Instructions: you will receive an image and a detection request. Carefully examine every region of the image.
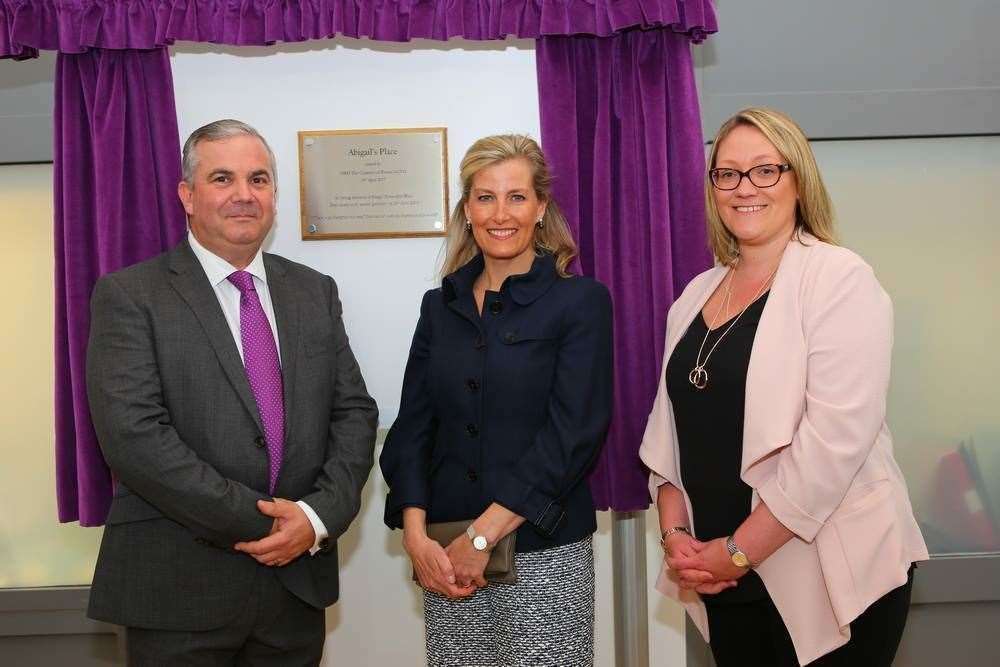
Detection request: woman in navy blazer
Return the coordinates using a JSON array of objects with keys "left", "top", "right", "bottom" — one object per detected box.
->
[{"left": 380, "top": 134, "right": 613, "bottom": 666}]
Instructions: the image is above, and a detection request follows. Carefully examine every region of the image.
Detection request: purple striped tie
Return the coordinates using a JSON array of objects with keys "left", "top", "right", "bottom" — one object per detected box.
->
[{"left": 227, "top": 271, "right": 284, "bottom": 493}]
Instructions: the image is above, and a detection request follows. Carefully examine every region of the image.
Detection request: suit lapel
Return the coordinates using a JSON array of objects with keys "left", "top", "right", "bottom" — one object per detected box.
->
[
  {"left": 741, "top": 237, "right": 810, "bottom": 480},
  {"left": 264, "top": 255, "right": 299, "bottom": 445},
  {"left": 168, "top": 242, "right": 264, "bottom": 435},
  {"left": 443, "top": 253, "right": 486, "bottom": 335},
  {"left": 447, "top": 297, "right": 482, "bottom": 331},
  {"left": 664, "top": 266, "right": 729, "bottom": 371}
]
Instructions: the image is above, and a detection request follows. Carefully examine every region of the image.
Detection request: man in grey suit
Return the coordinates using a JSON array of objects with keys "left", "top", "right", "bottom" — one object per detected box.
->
[{"left": 85, "top": 119, "right": 377, "bottom": 665}]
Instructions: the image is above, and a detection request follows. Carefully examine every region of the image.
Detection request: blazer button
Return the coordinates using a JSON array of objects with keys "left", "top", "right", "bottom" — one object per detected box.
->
[
  {"left": 489, "top": 301, "right": 503, "bottom": 314},
  {"left": 466, "top": 378, "right": 480, "bottom": 392},
  {"left": 467, "top": 468, "right": 478, "bottom": 482},
  {"left": 254, "top": 436, "right": 266, "bottom": 448},
  {"left": 503, "top": 332, "right": 516, "bottom": 344},
  {"left": 466, "top": 423, "right": 479, "bottom": 437}
]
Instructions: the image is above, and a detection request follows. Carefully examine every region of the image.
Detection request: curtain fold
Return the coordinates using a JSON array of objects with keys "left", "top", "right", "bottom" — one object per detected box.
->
[
  {"left": 2, "top": 0, "right": 715, "bottom": 57},
  {"left": 537, "top": 29, "right": 712, "bottom": 511},
  {"left": 54, "top": 46, "right": 187, "bottom": 524},
  {"left": 0, "top": 0, "right": 34, "bottom": 58}
]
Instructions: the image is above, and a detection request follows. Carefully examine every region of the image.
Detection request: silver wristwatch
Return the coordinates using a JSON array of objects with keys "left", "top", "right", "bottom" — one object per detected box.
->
[{"left": 466, "top": 525, "right": 490, "bottom": 552}]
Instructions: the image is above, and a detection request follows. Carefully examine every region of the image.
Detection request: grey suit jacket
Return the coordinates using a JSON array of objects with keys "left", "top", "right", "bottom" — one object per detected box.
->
[{"left": 85, "top": 240, "right": 377, "bottom": 631}]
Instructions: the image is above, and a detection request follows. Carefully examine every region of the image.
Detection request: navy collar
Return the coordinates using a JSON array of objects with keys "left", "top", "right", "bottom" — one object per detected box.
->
[{"left": 442, "top": 252, "right": 561, "bottom": 306}]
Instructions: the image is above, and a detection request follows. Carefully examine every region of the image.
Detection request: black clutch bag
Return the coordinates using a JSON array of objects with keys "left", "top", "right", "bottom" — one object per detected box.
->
[{"left": 412, "top": 520, "right": 518, "bottom": 585}]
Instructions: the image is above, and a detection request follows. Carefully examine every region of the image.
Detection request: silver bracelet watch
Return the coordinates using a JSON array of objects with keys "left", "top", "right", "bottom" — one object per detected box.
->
[{"left": 466, "top": 524, "right": 490, "bottom": 552}]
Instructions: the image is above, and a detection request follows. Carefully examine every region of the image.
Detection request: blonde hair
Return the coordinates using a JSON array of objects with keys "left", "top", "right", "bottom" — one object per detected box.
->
[
  {"left": 441, "top": 134, "right": 577, "bottom": 278},
  {"left": 705, "top": 107, "right": 837, "bottom": 265}
]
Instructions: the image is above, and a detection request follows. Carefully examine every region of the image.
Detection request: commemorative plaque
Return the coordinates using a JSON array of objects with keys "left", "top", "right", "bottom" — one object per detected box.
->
[{"left": 298, "top": 127, "right": 448, "bottom": 240}]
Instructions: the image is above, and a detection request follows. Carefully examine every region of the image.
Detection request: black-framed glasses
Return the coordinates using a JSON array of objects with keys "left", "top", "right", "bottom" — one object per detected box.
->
[{"left": 709, "top": 164, "right": 792, "bottom": 190}]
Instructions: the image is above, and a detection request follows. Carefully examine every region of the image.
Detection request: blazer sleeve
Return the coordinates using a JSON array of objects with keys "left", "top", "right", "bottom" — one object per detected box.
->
[
  {"left": 298, "top": 276, "right": 379, "bottom": 541},
  {"left": 86, "top": 274, "right": 274, "bottom": 546},
  {"left": 639, "top": 268, "right": 721, "bottom": 501},
  {"left": 492, "top": 281, "right": 614, "bottom": 535},
  {"left": 379, "top": 290, "right": 438, "bottom": 529},
  {"left": 756, "top": 256, "right": 893, "bottom": 542},
  {"left": 640, "top": 302, "right": 684, "bottom": 497}
]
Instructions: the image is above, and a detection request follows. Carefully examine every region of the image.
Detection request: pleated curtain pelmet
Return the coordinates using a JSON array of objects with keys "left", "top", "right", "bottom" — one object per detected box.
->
[{"left": 2, "top": 0, "right": 715, "bottom": 52}]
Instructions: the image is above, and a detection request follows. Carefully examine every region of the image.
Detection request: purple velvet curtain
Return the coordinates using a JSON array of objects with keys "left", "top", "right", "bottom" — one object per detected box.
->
[
  {"left": 54, "top": 47, "right": 186, "bottom": 524},
  {"left": 3, "top": 0, "right": 715, "bottom": 521},
  {"left": 537, "top": 28, "right": 713, "bottom": 511},
  {"left": 0, "top": 0, "right": 34, "bottom": 59}
]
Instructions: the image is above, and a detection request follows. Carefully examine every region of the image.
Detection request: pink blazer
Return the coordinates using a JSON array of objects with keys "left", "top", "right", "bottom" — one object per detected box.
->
[{"left": 639, "top": 233, "right": 928, "bottom": 665}]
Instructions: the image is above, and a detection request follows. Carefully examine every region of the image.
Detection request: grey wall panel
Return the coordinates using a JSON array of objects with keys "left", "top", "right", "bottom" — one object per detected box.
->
[
  {"left": 896, "top": 601, "right": 1000, "bottom": 666},
  {"left": 0, "top": 586, "right": 123, "bottom": 665},
  {"left": 0, "top": 587, "right": 117, "bottom": 638},
  {"left": 696, "top": 1, "right": 1000, "bottom": 139},
  {"left": 0, "top": 112, "right": 53, "bottom": 164},
  {"left": 0, "top": 634, "right": 122, "bottom": 666},
  {"left": 0, "top": 52, "right": 55, "bottom": 164}
]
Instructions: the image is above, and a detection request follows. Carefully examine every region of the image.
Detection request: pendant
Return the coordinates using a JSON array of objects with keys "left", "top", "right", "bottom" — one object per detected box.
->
[{"left": 688, "top": 366, "right": 708, "bottom": 390}]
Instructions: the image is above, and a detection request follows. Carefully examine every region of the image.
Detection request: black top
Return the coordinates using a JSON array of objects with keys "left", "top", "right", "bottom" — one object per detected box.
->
[
  {"left": 380, "top": 252, "right": 614, "bottom": 552},
  {"left": 665, "top": 292, "right": 770, "bottom": 605}
]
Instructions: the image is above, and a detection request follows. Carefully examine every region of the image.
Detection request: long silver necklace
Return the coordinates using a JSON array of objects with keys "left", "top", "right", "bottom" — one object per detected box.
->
[{"left": 688, "top": 261, "right": 778, "bottom": 390}]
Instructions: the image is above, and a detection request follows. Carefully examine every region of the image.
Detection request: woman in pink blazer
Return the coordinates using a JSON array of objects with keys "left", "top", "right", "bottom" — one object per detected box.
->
[{"left": 639, "top": 108, "right": 928, "bottom": 666}]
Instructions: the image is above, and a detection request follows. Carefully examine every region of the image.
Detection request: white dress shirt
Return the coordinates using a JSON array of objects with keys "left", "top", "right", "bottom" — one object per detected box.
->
[{"left": 187, "top": 231, "right": 328, "bottom": 555}]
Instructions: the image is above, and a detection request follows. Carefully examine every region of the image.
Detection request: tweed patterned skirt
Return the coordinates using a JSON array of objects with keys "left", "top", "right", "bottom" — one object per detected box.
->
[{"left": 423, "top": 537, "right": 595, "bottom": 667}]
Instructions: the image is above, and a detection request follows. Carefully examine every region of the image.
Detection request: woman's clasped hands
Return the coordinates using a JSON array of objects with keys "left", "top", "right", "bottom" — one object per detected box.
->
[
  {"left": 663, "top": 532, "right": 746, "bottom": 595},
  {"left": 404, "top": 530, "right": 488, "bottom": 599}
]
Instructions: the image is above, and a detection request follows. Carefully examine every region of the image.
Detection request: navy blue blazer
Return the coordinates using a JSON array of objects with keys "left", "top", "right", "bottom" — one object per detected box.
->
[{"left": 380, "top": 252, "right": 613, "bottom": 552}]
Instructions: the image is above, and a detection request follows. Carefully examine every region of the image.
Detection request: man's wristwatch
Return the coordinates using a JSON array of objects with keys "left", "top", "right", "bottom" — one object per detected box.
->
[
  {"left": 726, "top": 535, "right": 752, "bottom": 569},
  {"left": 466, "top": 525, "right": 490, "bottom": 552}
]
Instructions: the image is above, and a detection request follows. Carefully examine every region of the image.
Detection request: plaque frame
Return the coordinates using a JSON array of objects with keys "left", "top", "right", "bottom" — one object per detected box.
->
[{"left": 298, "top": 127, "right": 449, "bottom": 240}]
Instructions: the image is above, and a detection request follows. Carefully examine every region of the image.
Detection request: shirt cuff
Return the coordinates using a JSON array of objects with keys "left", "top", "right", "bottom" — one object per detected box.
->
[{"left": 296, "top": 500, "right": 329, "bottom": 555}]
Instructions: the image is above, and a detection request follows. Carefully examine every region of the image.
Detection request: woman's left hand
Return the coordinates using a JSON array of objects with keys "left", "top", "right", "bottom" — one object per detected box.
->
[
  {"left": 444, "top": 535, "right": 490, "bottom": 589},
  {"left": 671, "top": 537, "right": 749, "bottom": 587}
]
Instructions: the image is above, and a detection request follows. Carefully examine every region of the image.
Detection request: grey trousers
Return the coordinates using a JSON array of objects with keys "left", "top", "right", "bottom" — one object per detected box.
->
[
  {"left": 125, "top": 568, "right": 324, "bottom": 666},
  {"left": 423, "top": 537, "right": 595, "bottom": 667}
]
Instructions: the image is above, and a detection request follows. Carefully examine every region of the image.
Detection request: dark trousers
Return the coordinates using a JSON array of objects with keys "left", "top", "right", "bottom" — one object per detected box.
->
[
  {"left": 706, "top": 566, "right": 914, "bottom": 666},
  {"left": 126, "top": 569, "right": 325, "bottom": 667}
]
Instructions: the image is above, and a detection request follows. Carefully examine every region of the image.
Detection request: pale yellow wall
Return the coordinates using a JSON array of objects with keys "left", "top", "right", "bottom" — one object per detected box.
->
[
  {"left": 817, "top": 136, "right": 1000, "bottom": 555},
  {"left": 0, "top": 163, "right": 103, "bottom": 587}
]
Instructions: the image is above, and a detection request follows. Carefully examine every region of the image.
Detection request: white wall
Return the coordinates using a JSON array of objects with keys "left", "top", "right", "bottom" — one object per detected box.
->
[
  {"left": 172, "top": 38, "right": 544, "bottom": 426},
  {"left": 170, "top": 40, "right": 686, "bottom": 666}
]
